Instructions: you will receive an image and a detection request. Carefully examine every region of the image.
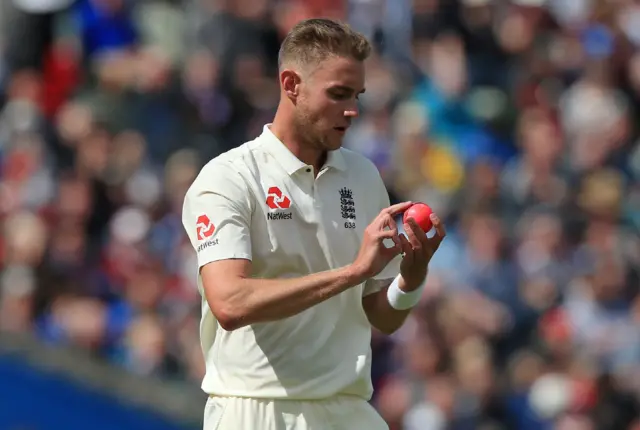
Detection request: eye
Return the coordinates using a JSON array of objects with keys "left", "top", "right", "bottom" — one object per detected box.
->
[{"left": 327, "top": 89, "right": 351, "bottom": 101}]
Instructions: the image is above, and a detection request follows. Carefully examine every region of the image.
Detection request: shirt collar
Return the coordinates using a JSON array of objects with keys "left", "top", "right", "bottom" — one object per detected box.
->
[{"left": 260, "top": 124, "right": 347, "bottom": 176}]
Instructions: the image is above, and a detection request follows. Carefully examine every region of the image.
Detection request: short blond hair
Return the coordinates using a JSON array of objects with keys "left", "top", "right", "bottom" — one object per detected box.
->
[{"left": 278, "top": 18, "right": 372, "bottom": 70}]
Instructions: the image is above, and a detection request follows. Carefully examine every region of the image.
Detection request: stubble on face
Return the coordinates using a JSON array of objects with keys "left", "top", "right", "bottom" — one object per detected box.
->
[
  {"left": 292, "top": 56, "right": 364, "bottom": 152},
  {"left": 292, "top": 93, "right": 329, "bottom": 151}
]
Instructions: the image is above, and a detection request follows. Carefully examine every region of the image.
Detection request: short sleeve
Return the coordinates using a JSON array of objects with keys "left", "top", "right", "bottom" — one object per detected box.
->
[
  {"left": 363, "top": 168, "right": 401, "bottom": 297},
  {"left": 182, "top": 161, "right": 253, "bottom": 268}
]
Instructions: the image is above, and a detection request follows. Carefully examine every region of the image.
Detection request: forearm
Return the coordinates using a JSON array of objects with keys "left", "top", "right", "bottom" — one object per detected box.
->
[
  {"left": 362, "top": 275, "right": 422, "bottom": 335},
  {"left": 210, "top": 266, "right": 366, "bottom": 330}
]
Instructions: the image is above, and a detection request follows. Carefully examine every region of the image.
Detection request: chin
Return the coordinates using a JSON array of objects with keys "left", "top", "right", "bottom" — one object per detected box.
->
[
  {"left": 324, "top": 136, "right": 344, "bottom": 151},
  {"left": 325, "top": 141, "right": 343, "bottom": 151}
]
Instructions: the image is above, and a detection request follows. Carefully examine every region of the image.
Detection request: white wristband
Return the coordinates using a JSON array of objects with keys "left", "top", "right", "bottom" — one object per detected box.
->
[{"left": 386, "top": 274, "right": 426, "bottom": 310}]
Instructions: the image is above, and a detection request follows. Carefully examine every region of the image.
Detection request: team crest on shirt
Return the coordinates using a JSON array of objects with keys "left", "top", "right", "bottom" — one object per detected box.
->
[
  {"left": 340, "top": 187, "right": 356, "bottom": 229},
  {"left": 266, "top": 186, "right": 293, "bottom": 220}
]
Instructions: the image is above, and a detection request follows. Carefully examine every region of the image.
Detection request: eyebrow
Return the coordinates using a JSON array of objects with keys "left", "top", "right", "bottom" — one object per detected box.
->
[{"left": 329, "top": 85, "right": 366, "bottom": 94}]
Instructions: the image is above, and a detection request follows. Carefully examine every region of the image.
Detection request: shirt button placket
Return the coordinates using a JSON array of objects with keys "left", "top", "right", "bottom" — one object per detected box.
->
[{"left": 312, "top": 174, "right": 336, "bottom": 266}]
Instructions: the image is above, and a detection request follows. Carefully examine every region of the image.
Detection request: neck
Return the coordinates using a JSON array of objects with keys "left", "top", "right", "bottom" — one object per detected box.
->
[{"left": 270, "top": 106, "right": 327, "bottom": 173}]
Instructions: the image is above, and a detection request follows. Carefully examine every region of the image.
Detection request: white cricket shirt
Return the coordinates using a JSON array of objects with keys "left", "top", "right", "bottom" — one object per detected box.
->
[{"left": 182, "top": 125, "right": 400, "bottom": 400}]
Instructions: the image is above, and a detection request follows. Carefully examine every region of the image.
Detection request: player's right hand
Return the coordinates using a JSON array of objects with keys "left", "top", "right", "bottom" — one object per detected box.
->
[{"left": 350, "top": 202, "right": 413, "bottom": 280}]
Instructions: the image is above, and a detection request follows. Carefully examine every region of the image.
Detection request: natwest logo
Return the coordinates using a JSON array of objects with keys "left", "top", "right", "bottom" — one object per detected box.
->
[
  {"left": 266, "top": 186, "right": 291, "bottom": 209},
  {"left": 267, "top": 212, "right": 292, "bottom": 220},
  {"left": 196, "top": 214, "right": 215, "bottom": 240}
]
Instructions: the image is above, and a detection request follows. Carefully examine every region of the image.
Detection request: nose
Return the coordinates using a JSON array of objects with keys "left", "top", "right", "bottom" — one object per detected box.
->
[{"left": 344, "top": 103, "right": 359, "bottom": 119}]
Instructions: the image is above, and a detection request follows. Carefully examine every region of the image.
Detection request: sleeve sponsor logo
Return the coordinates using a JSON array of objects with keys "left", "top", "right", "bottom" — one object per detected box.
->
[
  {"left": 197, "top": 237, "right": 219, "bottom": 252},
  {"left": 196, "top": 214, "right": 219, "bottom": 252},
  {"left": 196, "top": 214, "right": 216, "bottom": 240}
]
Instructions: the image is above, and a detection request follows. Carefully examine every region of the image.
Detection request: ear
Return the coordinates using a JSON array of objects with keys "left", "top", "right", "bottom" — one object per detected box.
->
[{"left": 280, "top": 69, "right": 300, "bottom": 102}]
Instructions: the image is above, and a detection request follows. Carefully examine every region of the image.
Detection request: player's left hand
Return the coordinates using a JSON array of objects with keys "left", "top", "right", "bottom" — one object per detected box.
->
[{"left": 398, "top": 213, "right": 446, "bottom": 290}]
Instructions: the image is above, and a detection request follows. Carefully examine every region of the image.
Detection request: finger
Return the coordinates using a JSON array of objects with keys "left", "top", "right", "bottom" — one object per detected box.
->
[
  {"left": 381, "top": 201, "right": 413, "bottom": 217},
  {"left": 379, "top": 228, "right": 400, "bottom": 243},
  {"left": 378, "top": 213, "right": 399, "bottom": 239},
  {"left": 381, "top": 233, "right": 403, "bottom": 257},
  {"left": 404, "top": 220, "right": 423, "bottom": 252},
  {"left": 375, "top": 214, "right": 398, "bottom": 230},
  {"left": 399, "top": 233, "right": 414, "bottom": 263},
  {"left": 431, "top": 213, "right": 446, "bottom": 238},
  {"left": 379, "top": 213, "right": 396, "bottom": 229},
  {"left": 378, "top": 214, "right": 400, "bottom": 247},
  {"left": 428, "top": 213, "right": 446, "bottom": 250},
  {"left": 409, "top": 217, "right": 432, "bottom": 253},
  {"left": 407, "top": 217, "right": 427, "bottom": 240}
]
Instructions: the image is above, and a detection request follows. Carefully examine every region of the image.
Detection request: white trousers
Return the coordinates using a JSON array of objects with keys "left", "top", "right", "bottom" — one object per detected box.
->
[{"left": 203, "top": 395, "right": 389, "bottom": 430}]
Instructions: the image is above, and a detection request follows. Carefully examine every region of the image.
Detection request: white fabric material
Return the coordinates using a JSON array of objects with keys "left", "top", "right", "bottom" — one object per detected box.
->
[
  {"left": 12, "top": 0, "right": 73, "bottom": 13},
  {"left": 183, "top": 124, "right": 401, "bottom": 400},
  {"left": 203, "top": 395, "right": 388, "bottom": 430}
]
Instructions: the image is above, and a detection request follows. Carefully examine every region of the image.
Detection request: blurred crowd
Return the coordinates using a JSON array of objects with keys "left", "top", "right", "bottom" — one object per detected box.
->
[{"left": 1, "top": 0, "right": 639, "bottom": 429}]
